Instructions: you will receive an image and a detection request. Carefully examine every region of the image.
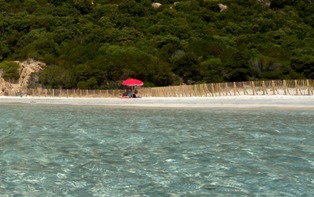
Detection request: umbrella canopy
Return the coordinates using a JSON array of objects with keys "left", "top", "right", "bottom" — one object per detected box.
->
[{"left": 122, "top": 78, "right": 144, "bottom": 86}]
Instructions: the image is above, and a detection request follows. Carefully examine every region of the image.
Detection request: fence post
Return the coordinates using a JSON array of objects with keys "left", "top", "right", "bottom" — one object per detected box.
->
[
  {"left": 271, "top": 80, "right": 275, "bottom": 95},
  {"left": 251, "top": 81, "right": 256, "bottom": 95},
  {"left": 295, "top": 80, "right": 299, "bottom": 95},
  {"left": 233, "top": 82, "right": 237, "bottom": 96},
  {"left": 243, "top": 82, "right": 246, "bottom": 95},
  {"left": 199, "top": 84, "right": 204, "bottom": 97},
  {"left": 193, "top": 84, "right": 197, "bottom": 96},
  {"left": 185, "top": 86, "right": 189, "bottom": 97},
  {"left": 224, "top": 83, "right": 228, "bottom": 96},
  {"left": 262, "top": 81, "right": 266, "bottom": 95},
  {"left": 306, "top": 79, "right": 311, "bottom": 95},
  {"left": 218, "top": 83, "right": 221, "bottom": 96},
  {"left": 210, "top": 83, "right": 215, "bottom": 96},
  {"left": 310, "top": 79, "right": 313, "bottom": 95},
  {"left": 202, "top": 84, "right": 207, "bottom": 96},
  {"left": 283, "top": 80, "right": 287, "bottom": 95}
]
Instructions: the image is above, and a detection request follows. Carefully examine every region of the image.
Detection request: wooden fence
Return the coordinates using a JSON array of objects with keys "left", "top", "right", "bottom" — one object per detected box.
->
[
  {"left": 139, "top": 79, "right": 314, "bottom": 97},
  {"left": 8, "top": 79, "right": 314, "bottom": 97}
]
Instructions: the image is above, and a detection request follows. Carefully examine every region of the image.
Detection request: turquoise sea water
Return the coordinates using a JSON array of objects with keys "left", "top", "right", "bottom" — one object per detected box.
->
[{"left": 0, "top": 104, "right": 314, "bottom": 196}]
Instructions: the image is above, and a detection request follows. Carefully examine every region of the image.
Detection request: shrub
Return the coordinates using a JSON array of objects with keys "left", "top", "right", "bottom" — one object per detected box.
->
[{"left": 0, "top": 61, "right": 20, "bottom": 82}]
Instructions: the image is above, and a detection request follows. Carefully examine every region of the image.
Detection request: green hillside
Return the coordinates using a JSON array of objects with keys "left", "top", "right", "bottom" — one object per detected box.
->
[{"left": 0, "top": 0, "right": 313, "bottom": 88}]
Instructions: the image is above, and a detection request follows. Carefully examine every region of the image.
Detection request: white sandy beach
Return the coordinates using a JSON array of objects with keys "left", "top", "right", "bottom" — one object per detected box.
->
[{"left": 0, "top": 95, "right": 313, "bottom": 109}]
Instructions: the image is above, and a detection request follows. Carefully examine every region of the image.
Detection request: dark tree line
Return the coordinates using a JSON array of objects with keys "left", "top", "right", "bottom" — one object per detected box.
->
[{"left": 0, "top": 0, "right": 313, "bottom": 88}]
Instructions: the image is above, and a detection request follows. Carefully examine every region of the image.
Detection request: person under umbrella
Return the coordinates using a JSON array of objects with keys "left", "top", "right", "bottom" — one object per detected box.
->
[{"left": 121, "top": 78, "right": 143, "bottom": 98}]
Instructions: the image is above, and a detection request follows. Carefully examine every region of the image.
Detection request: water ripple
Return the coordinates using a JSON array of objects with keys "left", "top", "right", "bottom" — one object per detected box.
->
[{"left": 0, "top": 105, "right": 313, "bottom": 196}]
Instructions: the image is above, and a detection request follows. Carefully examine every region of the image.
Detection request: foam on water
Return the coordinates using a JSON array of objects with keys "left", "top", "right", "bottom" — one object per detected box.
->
[{"left": 0, "top": 104, "right": 314, "bottom": 196}]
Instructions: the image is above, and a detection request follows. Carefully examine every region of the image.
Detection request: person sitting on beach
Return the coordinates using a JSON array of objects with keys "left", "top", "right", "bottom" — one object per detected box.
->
[
  {"left": 132, "top": 87, "right": 138, "bottom": 98},
  {"left": 122, "top": 88, "right": 131, "bottom": 98},
  {"left": 127, "top": 91, "right": 132, "bottom": 98},
  {"left": 122, "top": 92, "right": 128, "bottom": 97}
]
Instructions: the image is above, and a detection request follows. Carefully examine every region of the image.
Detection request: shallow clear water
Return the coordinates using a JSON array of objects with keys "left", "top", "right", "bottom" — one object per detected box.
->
[{"left": 0, "top": 104, "right": 314, "bottom": 196}]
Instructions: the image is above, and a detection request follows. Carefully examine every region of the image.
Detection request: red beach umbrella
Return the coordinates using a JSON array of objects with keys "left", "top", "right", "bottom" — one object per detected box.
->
[{"left": 122, "top": 78, "right": 144, "bottom": 86}]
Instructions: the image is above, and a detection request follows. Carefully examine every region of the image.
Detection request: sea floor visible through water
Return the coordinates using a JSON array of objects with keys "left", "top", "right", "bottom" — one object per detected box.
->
[{"left": 0, "top": 104, "right": 314, "bottom": 196}]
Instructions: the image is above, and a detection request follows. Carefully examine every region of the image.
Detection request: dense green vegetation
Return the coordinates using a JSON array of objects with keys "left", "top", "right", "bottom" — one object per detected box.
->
[
  {"left": 0, "top": 61, "right": 20, "bottom": 82},
  {"left": 0, "top": 0, "right": 313, "bottom": 88}
]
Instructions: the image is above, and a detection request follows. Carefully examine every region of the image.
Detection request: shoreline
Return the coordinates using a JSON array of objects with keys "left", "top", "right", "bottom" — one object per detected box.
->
[{"left": 0, "top": 95, "right": 313, "bottom": 110}]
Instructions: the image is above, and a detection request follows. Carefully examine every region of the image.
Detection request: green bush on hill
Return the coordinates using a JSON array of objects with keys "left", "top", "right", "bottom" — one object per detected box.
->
[{"left": 0, "top": 61, "right": 20, "bottom": 82}]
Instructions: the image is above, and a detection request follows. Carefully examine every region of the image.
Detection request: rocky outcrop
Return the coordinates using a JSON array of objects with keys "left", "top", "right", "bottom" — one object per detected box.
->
[
  {"left": 17, "top": 58, "right": 45, "bottom": 88},
  {"left": 0, "top": 58, "right": 45, "bottom": 96},
  {"left": 0, "top": 77, "right": 13, "bottom": 95},
  {"left": 256, "top": 0, "right": 270, "bottom": 7},
  {"left": 218, "top": 3, "right": 228, "bottom": 12},
  {"left": 151, "top": 2, "right": 162, "bottom": 9}
]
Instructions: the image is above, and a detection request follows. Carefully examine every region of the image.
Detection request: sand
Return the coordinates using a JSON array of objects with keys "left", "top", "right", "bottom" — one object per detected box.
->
[{"left": 0, "top": 95, "right": 313, "bottom": 110}]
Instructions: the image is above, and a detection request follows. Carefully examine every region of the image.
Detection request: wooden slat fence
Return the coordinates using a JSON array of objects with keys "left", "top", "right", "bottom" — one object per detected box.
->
[
  {"left": 23, "top": 88, "right": 125, "bottom": 98},
  {"left": 5, "top": 79, "right": 313, "bottom": 97},
  {"left": 140, "top": 79, "right": 313, "bottom": 97}
]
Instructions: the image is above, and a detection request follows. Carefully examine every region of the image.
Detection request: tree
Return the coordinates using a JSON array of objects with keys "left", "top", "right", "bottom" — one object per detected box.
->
[
  {"left": 39, "top": 66, "right": 75, "bottom": 88},
  {"left": 0, "top": 61, "right": 20, "bottom": 82},
  {"left": 291, "top": 55, "right": 314, "bottom": 79},
  {"left": 171, "top": 52, "right": 201, "bottom": 83},
  {"left": 48, "top": 0, "right": 64, "bottom": 6},
  {"left": 118, "top": 0, "right": 145, "bottom": 17},
  {"left": 0, "top": 41, "right": 10, "bottom": 60},
  {"left": 23, "top": 0, "right": 40, "bottom": 14},
  {"left": 70, "top": 0, "right": 94, "bottom": 14},
  {"left": 270, "top": 0, "right": 295, "bottom": 9},
  {"left": 200, "top": 57, "right": 225, "bottom": 82}
]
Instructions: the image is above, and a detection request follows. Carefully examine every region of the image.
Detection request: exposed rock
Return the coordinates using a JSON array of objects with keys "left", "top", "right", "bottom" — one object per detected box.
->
[
  {"left": 0, "top": 58, "right": 45, "bottom": 96},
  {"left": 151, "top": 2, "right": 162, "bottom": 9},
  {"left": 0, "top": 77, "right": 13, "bottom": 96},
  {"left": 218, "top": 3, "right": 228, "bottom": 12},
  {"left": 256, "top": 0, "right": 270, "bottom": 7},
  {"left": 17, "top": 58, "right": 45, "bottom": 88},
  {"left": 170, "top": 2, "right": 178, "bottom": 9}
]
